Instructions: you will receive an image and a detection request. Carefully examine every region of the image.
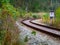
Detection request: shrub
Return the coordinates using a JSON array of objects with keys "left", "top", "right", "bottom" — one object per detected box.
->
[
  {"left": 1, "top": 0, "right": 10, "bottom": 4},
  {"left": 16, "top": 8, "right": 26, "bottom": 18},
  {"left": 2, "top": 4, "right": 20, "bottom": 20},
  {"left": 0, "top": 30, "right": 6, "bottom": 45},
  {"left": 2, "top": 11, "right": 20, "bottom": 45},
  {"left": 42, "top": 13, "right": 50, "bottom": 24},
  {"left": 31, "top": 31, "right": 36, "bottom": 35},
  {"left": 24, "top": 35, "right": 29, "bottom": 42},
  {"left": 0, "top": 1, "right": 20, "bottom": 45},
  {"left": 55, "top": 7, "right": 60, "bottom": 27},
  {"left": 32, "top": 14, "right": 40, "bottom": 19}
]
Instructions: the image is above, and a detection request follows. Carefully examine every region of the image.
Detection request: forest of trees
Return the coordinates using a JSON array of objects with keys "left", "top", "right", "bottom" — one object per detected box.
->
[
  {"left": 10, "top": 0, "right": 60, "bottom": 12},
  {"left": 1, "top": 0, "right": 60, "bottom": 12}
]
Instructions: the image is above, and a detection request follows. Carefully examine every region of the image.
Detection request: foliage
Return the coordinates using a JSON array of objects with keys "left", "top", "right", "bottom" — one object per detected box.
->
[
  {"left": 0, "top": 0, "right": 20, "bottom": 45},
  {"left": 55, "top": 7, "right": 60, "bottom": 21},
  {"left": 31, "top": 31, "right": 36, "bottom": 35},
  {"left": 1, "top": 0, "right": 10, "bottom": 4},
  {"left": 24, "top": 35, "right": 28, "bottom": 42},
  {"left": 0, "top": 9, "right": 2, "bottom": 18},
  {"left": 0, "top": 9, "right": 20, "bottom": 45},
  {"left": 10, "top": 0, "right": 60, "bottom": 12},
  {"left": 17, "top": 8, "right": 34, "bottom": 19},
  {"left": 17, "top": 8, "right": 26, "bottom": 18},
  {"left": 0, "top": 0, "right": 10, "bottom": 6},
  {"left": 32, "top": 14, "right": 40, "bottom": 19},
  {"left": 2, "top": 4, "right": 20, "bottom": 20},
  {"left": 55, "top": 7, "right": 60, "bottom": 27},
  {"left": 0, "top": 30, "right": 6, "bottom": 45},
  {"left": 42, "top": 13, "right": 50, "bottom": 23},
  {"left": 0, "top": 9, "right": 7, "bottom": 45}
]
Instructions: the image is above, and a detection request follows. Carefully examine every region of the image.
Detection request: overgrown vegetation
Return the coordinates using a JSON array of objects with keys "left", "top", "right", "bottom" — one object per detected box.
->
[
  {"left": 10, "top": 0, "right": 60, "bottom": 12},
  {"left": 0, "top": 30, "right": 6, "bottom": 45},
  {"left": 24, "top": 35, "right": 29, "bottom": 42},
  {"left": 2, "top": 4, "right": 20, "bottom": 20},
  {"left": 42, "top": 8, "right": 60, "bottom": 29},
  {"left": 0, "top": 0, "right": 20, "bottom": 45},
  {"left": 42, "top": 13, "right": 50, "bottom": 24},
  {"left": 55, "top": 7, "right": 60, "bottom": 28}
]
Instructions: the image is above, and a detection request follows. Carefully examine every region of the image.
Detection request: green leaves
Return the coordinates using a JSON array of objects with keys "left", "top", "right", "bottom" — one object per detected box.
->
[
  {"left": 2, "top": 4, "right": 20, "bottom": 20},
  {"left": 24, "top": 35, "right": 28, "bottom": 42},
  {"left": 55, "top": 7, "right": 60, "bottom": 18},
  {"left": 32, "top": 14, "right": 39, "bottom": 19},
  {"left": 31, "top": 31, "right": 36, "bottom": 35},
  {"left": 1, "top": 0, "right": 10, "bottom": 4},
  {"left": 0, "top": 30, "right": 6, "bottom": 45},
  {"left": 55, "top": 7, "right": 60, "bottom": 26}
]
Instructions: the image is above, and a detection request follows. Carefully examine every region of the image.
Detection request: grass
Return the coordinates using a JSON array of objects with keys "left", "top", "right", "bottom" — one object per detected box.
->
[{"left": 42, "top": 13, "right": 50, "bottom": 24}]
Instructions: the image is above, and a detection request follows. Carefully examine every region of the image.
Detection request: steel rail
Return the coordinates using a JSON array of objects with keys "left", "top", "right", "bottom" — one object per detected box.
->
[{"left": 21, "top": 19, "right": 60, "bottom": 37}]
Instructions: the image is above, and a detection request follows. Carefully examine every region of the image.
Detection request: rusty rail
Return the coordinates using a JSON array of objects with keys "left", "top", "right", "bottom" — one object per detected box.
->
[
  {"left": 21, "top": 19, "right": 60, "bottom": 37},
  {"left": 30, "top": 20, "right": 60, "bottom": 31}
]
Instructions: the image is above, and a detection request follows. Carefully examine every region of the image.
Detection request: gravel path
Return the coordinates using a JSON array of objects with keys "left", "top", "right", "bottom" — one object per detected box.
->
[{"left": 16, "top": 21, "right": 60, "bottom": 45}]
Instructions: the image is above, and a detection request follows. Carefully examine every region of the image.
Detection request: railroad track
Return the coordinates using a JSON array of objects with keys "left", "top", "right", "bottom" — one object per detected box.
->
[
  {"left": 30, "top": 20, "right": 60, "bottom": 31},
  {"left": 21, "top": 19, "right": 60, "bottom": 37}
]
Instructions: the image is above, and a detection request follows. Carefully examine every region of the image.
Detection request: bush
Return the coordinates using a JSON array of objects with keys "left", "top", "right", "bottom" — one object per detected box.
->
[
  {"left": 55, "top": 7, "right": 60, "bottom": 27},
  {"left": 0, "top": 30, "right": 6, "bottom": 45},
  {"left": 1, "top": 10, "right": 20, "bottom": 45},
  {"left": 42, "top": 13, "right": 50, "bottom": 24},
  {"left": 17, "top": 8, "right": 33, "bottom": 19},
  {"left": 1, "top": 0, "right": 10, "bottom": 4},
  {"left": 32, "top": 14, "right": 40, "bottom": 19},
  {"left": 24, "top": 35, "right": 28, "bottom": 42},
  {"left": 31, "top": 31, "right": 36, "bottom": 35},
  {"left": 0, "top": 2, "right": 20, "bottom": 45},
  {"left": 2, "top": 4, "right": 20, "bottom": 20}
]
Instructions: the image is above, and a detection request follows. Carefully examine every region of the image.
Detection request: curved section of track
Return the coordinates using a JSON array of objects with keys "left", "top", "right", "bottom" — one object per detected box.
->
[
  {"left": 21, "top": 19, "right": 60, "bottom": 37},
  {"left": 30, "top": 20, "right": 60, "bottom": 31}
]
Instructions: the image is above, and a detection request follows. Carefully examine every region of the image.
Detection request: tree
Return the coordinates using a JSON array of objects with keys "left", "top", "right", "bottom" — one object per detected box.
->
[{"left": 10, "top": 0, "right": 60, "bottom": 12}]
